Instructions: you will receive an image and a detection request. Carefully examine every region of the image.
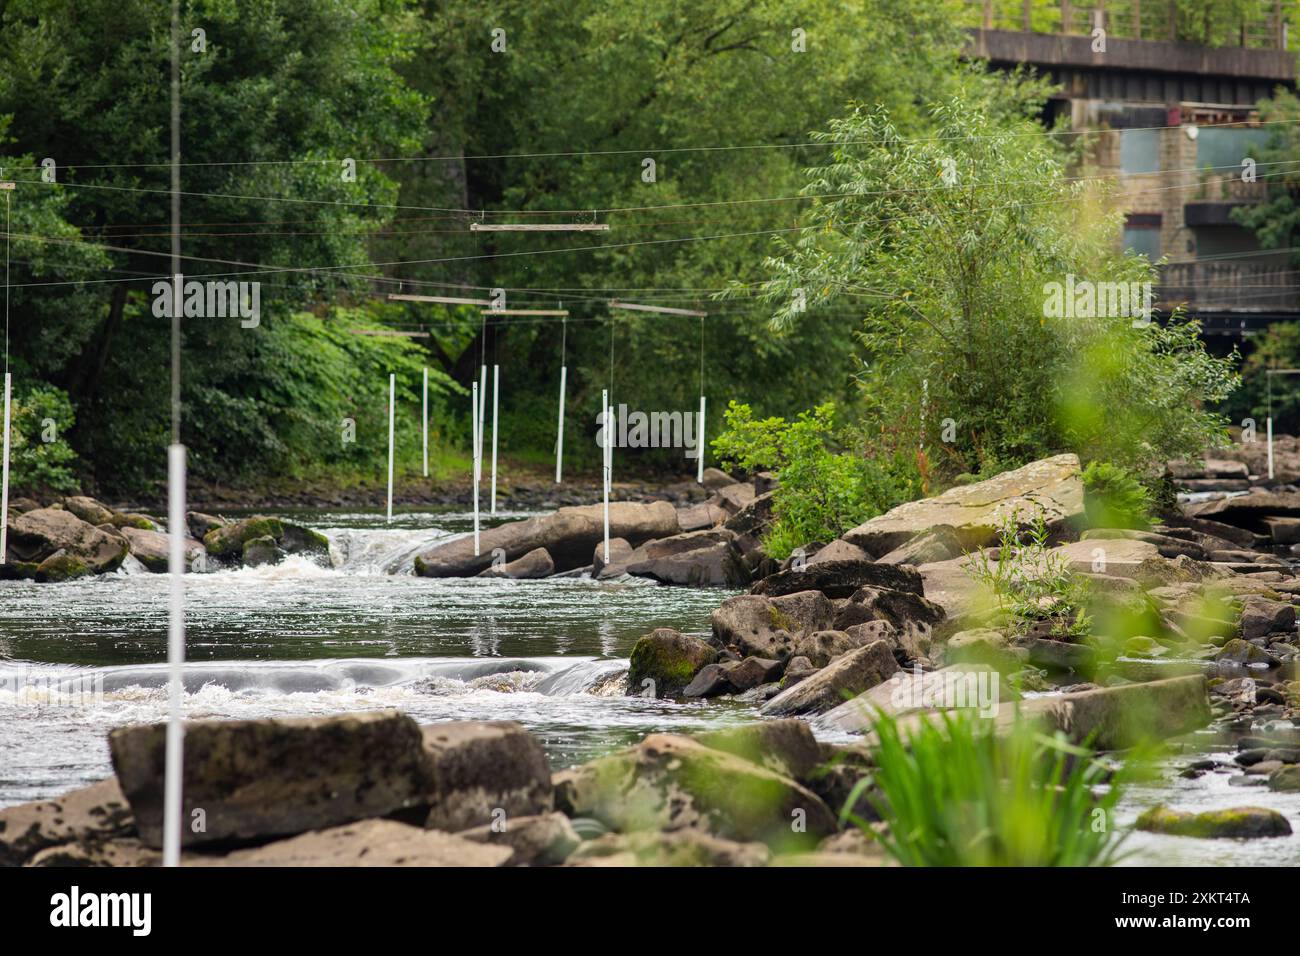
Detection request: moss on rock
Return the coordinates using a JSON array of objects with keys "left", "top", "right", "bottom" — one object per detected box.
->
[
  {"left": 627, "top": 628, "right": 718, "bottom": 697},
  {"left": 1136, "top": 805, "right": 1291, "bottom": 839}
]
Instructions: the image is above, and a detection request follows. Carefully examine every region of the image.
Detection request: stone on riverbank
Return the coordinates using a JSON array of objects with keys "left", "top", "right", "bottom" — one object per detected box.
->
[
  {"left": 751, "top": 559, "right": 923, "bottom": 599},
  {"left": 62, "top": 495, "right": 114, "bottom": 526},
  {"left": 1136, "top": 805, "right": 1291, "bottom": 839},
  {"left": 592, "top": 537, "right": 633, "bottom": 577},
  {"left": 421, "top": 721, "right": 554, "bottom": 831},
  {"left": 415, "top": 501, "right": 679, "bottom": 577},
  {"left": 627, "top": 628, "right": 718, "bottom": 697},
  {"left": 625, "top": 528, "right": 749, "bottom": 587},
  {"left": 565, "top": 829, "right": 771, "bottom": 867},
  {"left": 109, "top": 710, "right": 435, "bottom": 848},
  {"left": 1267, "top": 766, "right": 1300, "bottom": 791},
  {"left": 0, "top": 778, "right": 134, "bottom": 867},
  {"left": 682, "top": 656, "right": 781, "bottom": 698},
  {"left": 203, "top": 515, "right": 284, "bottom": 558},
  {"left": 761, "top": 640, "right": 899, "bottom": 717},
  {"left": 711, "top": 590, "right": 836, "bottom": 659},
  {"left": 477, "top": 546, "right": 555, "bottom": 579},
  {"left": 553, "top": 733, "right": 836, "bottom": 847},
  {"left": 121, "top": 526, "right": 203, "bottom": 573},
  {"left": 191, "top": 819, "right": 513, "bottom": 867},
  {"left": 843, "top": 454, "right": 1084, "bottom": 557},
  {"left": 456, "top": 812, "right": 581, "bottom": 866},
  {"left": 242, "top": 534, "right": 286, "bottom": 567},
  {"left": 6, "top": 508, "right": 127, "bottom": 575},
  {"left": 1027, "top": 674, "right": 1211, "bottom": 749}
]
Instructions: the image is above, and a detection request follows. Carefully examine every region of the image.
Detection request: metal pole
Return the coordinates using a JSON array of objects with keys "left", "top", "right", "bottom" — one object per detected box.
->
[
  {"left": 555, "top": 365, "right": 566, "bottom": 484},
  {"left": 422, "top": 367, "right": 428, "bottom": 478},
  {"left": 472, "top": 381, "right": 480, "bottom": 556},
  {"left": 602, "top": 389, "right": 611, "bottom": 562},
  {"left": 490, "top": 364, "right": 499, "bottom": 514},
  {"left": 1, "top": 373, "right": 10, "bottom": 563},
  {"left": 386, "top": 373, "right": 395, "bottom": 523},
  {"left": 696, "top": 395, "right": 707, "bottom": 484}
]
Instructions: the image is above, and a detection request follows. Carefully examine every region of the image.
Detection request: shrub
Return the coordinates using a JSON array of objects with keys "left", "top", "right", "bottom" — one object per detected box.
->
[
  {"left": 8, "top": 382, "right": 79, "bottom": 493},
  {"left": 842, "top": 708, "right": 1130, "bottom": 867},
  {"left": 712, "top": 400, "right": 919, "bottom": 559},
  {"left": 1081, "top": 461, "right": 1153, "bottom": 530}
]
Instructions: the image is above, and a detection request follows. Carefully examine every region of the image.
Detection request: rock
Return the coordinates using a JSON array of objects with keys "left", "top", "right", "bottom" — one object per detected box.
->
[
  {"left": 916, "top": 555, "right": 985, "bottom": 618},
  {"left": 591, "top": 537, "right": 633, "bottom": 578},
  {"left": 552, "top": 733, "right": 836, "bottom": 846},
  {"left": 627, "top": 628, "right": 718, "bottom": 697},
  {"left": 794, "top": 629, "right": 872, "bottom": 668},
  {"left": 1080, "top": 528, "right": 1206, "bottom": 560},
  {"left": 1216, "top": 639, "right": 1280, "bottom": 668},
  {"left": 62, "top": 495, "right": 114, "bottom": 526},
  {"left": 28, "top": 836, "right": 160, "bottom": 867},
  {"left": 711, "top": 482, "right": 756, "bottom": 516},
  {"left": 242, "top": 534, "right": 286, "bottom": 567},
  {"left": 946, "top": 628, "right": 1012, "bottom": 665},
  {"left": 683, "top": 656, "right": 782, "bottom": 698},
  {"left": 565, "top": 830, "right": 771, "bottom": 867},
  {"left": 806, "top": 538, "right": 870, "bottom": 565},
  {"left": 711, "top": 590, "right": 836, "bottom": 659},
  {"left": 694, "top": 720, "right": 826, "bottom": 782},
  {"left": 761, "top": 640, "right": 899, "bottom": 717},
  {"left": 5, "top": 508, "right": 127, "bottom": 575},
  {"left": 831, "top": 586, "right": 946, "bottom": 654},
  {"left": 109, "top": 710, "right": 435, "bottom": 848},
  {"left": 416, "top": 501, "right": 680, "bottom": 576},
  {"left": 876, "top": 525, "right": 965, "bottom": 565},
  {"left": 814, "top": 664, "right": 1004, "bottom": 734},
  {"left": 779, "top": 656, "right": 818, "bottom": 688},
  {"left": 456, "top": 812, "right": 580, "bottom": 866},
  {"left": 35, "top": 549, "right": 90, "bottom": 583},
  {"left": 121, "top": 526, "right": 202, "bottom": 573},
  {"left": 0, "top": 778, "right": 134, "bottom": 867},
  {"left": 9, "top": 497, "right": 40, "bottom": 513},
  {"left": 700, "top": 467, "right": 734, "bottom": 490},
  {"left": 110, "top": 512, "right": 156, "bottom": 530},
  {"left": 1173, "top": 515, "right": 1264, "bottom": 550},
  {"left": 204, "top": 515, "right": 284, "bottom": 558},
  {"left": 844, "top": 454, "right": 1083, "bottom": 557},
  {"left": 1265, "top": 517, "right": 1300, "bottom": 545},
  {"left": 1136, "top": 806, "right": 1291, "bottom": 839},
  {"left": 754, "top": 472, "right": 779, "bottom": 495},
  {"left": 676, "top": 502, "right": 725, "bottom": 532},
  {"left": 193, "top": 820, "right": 513, "bottom": 866},
  {"left": 187, "top": 511, "right": 224, "bottom": 540},
  {"left": 1028, "top": 675, "right": 1211, "bottom": 749},
  {"left": 625, "top": 528, "right": 749, "bottom": 587},
  {"left": 477, "top": 547, "right": 555, "bottom": 579},
  {"left": 722, "top": 491, "right": 776, "bottom": 560},
  {"left": 1020, "top": 637, "right": 1096, "bottom": 672},
  {"left": 421, "top": 721, "right": 553, "bottom": 832},
  {"left": 751, "top": 559, "right": 923, "bottom": 600},
  {"left": 279, "top": 521, "right": 330, "bottom": 558},
  {"left": 1267, "top": 766, "right": 1300, "bottom": 791},
  {"left": 1187, "top": 491, "right": 1300, "bottom": 531},
  {"left": 1239, "top": 596, "right": 1296, "bottom": 640}
]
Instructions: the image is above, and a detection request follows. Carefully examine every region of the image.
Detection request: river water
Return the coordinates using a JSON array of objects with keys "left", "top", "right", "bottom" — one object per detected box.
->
[{"left": 2, "top": 508, "right": 1298, "bottom": 866}]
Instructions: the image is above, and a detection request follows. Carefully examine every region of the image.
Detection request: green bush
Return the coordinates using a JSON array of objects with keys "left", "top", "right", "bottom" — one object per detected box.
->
[
  {"left": 712, "top": 400, "right": 919, "bottom": 559},
  {"left": 1081, "top": 461, "right": 1153, "bottom": 530},
  {"left": 842, "top": 708, "right": 1130, "bottom": 867},
  {"left": 7, "top": 382, "right": 79, "bottom": 493}
]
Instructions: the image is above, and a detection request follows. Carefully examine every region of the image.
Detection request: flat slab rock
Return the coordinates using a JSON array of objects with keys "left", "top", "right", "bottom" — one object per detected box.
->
[
  {"left": 188, "top": 819, "right": 513, "bottom": 866},
  {"left": 421, "top": 720, "right": 554, "bottom": 831},
  {"left": 0, "top": 778, "right": 134, "bottom": 867},
  {"left": 750, "top": 559, "right": 923, "bottom": 599}
]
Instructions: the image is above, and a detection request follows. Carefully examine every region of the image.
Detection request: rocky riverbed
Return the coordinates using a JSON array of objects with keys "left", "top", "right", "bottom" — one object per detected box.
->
[{"left": 4, "top": 453, "right": 1300, "bottom": 866}]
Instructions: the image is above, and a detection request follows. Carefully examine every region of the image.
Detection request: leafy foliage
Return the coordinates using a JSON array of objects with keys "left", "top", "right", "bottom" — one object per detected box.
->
[
  {"left": 1081, "top": 461, "right": 1153, "bottom": 531},
  {"left": 842, "top": 708, "right": 1130, "bottom": 867},
  {"left": 712, "top": 400, "right": 919, "bottom": 559},
  {"left": 7, "top": 383, "right": 79, "bottom": 493}
]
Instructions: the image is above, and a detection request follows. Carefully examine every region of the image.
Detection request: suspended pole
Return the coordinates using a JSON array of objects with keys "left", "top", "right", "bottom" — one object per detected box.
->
[
  {"left": 555, "top": 316, "right": 567, "bottom": 484},
  {"left": 1, "top": 181, "right": 13, "bottom": 565},
  {"left": 471, "top": 380, "right": 480, "bottom": 555},
  {"left": 602, "top": 388, "right": 611, "bottom": 563},
  {"left": 422, "top": 367, "right": 429, "bottom": 478},
  {"left": 477, "top": 309, "right": 569, "bottom": 316},
  {"left": 386, "top": 373, "right": 396, "bottom": 523},
  {"left": 469, "top": 223, "right": 609, "bottom": 233},
  {"left": 163, "top": 0, "right": 185, "bottom": 870},
  {"left": 697, "top": 314, "right": 706, "bottom": 483},
  {"left": 388, "top": 293, "right": 494, "bottom": 306},
  {"left": 490, "top": 364, "right": 499, "bottom": 514},
  {"left": 608, "top": 300, "right": 707, "bottom": 318}
]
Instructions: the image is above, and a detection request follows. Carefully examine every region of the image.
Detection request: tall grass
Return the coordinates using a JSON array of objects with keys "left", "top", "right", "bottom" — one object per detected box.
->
[{"left": 841, "top": 709, "right": 1130, "bottom": 866}]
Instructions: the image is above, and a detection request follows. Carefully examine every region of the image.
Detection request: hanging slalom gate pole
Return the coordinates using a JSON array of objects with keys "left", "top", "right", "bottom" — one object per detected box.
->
[
  {"left": 555, "top": 316, "right": 567, "bottom": 484},
  {"left": 697, "top": 395, "right": 707, "bottom": 484},
  {"left": 386, "top": 373, "right": 396, "bottom": 523},
  {"left": 0, "top": 372, "right": 9, "bottom": 562},
  {"left": 472, "top": 381, "right": 480, "bottom": 556},
  {"left": 1268, "top": 416, "right": 1275, "bottom": 481},
  {"left": 491, "top": 365, "right": 499, "bottom": 514},
  {"left": 163, "top": 0, "right": 185, "bottom": 870},
  {"left": 422, "top": 367, "right": 428, "bottom": 478},
  {"left": 602, "top": 389, "right": 611, "bottom": 563}
]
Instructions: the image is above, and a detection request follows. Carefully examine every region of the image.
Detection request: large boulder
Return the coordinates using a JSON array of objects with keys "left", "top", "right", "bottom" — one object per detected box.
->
[
  {"left": 456, "top": 812, "right": 581, "bottom": 866},
  {"left": 121, "top": 526, "right": 203, "bottom": 573},
  {"left": 477, "top": 547, "right": 555, "bottom": 579},
  {"left": 565, "top": 829, "right": 771, "bottom": 867},
  {"left": 760, "top": 640, "right": 899, "bottom": 717},
  {"left": 0, "top": 778, "right": 134, "bottom": 867},
  {"left": 109, "top": 710, "right": 435, "bottom": 848},
  {"left": 62, "top": 495, "right": 114, "bottom": 526},
  {"left": 627, "top": 628, "right": 718, "bottom": 697},
  {"left": 1020, "top": 675, "right": 1211, "bottom": 749},
  {"left": 552, "top": 733, "right": 836, "bottom": 847},
  {"left": 1136, "top": 806, "right": 1291, "bottom": 839},
  {"left": 194, "top": 819, "right": 513, "bottom": 866},
  {"left": 203, "top": 515, "right": 284, "bottom": 559},
  {"left": 876, "top": 525, "right": 965, "bottom": 566},
  {"left": 751, "top": 559, "right": 923, "bottom": 600},
  {"left": 814, "top": 663, "right": 1004, "bottom": 735},
  {"left": 711, "top": 590, "right": 836, "bottom": 659},
  {"left": 831, "top": 585, "right": 946, "bottom": 638},
  {"left": 5, "top": 507, "right": 128, "bottom": 574},
  {"left": 415, "top": 501, "right": 680, "bottom": 577},
  {"left": 421, "top": 721, "right": 553, "bottom": 831},
  {"left": 625, "top": 528, "right": 749, "bottom": 587},
  {"left": 844, "top": 454, "right": 1083, "bottom": 557},
  {"left": 682, "top": 656, "right": 782, "bottom": 698},
  {"left": 1185, "top": 491, "right": 1300, "bottom": 532}
]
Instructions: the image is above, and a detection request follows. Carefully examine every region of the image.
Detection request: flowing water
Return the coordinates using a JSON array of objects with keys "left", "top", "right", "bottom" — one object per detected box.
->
[{"left": 0, "top": 509, "right": 756, "bottom": 809}]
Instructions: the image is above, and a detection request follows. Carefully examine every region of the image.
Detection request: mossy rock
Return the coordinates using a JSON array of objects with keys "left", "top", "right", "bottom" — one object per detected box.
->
[
  {"left": 0, "top": 559, "right": 41, "bottom": 580},
  {"left": 110, "top": 512, "right": 157, "bottom": 531},
  {"left": 35, "top": 550, "right": 91, "bottom": 583},
  {"left": 242, "top": 535, "right": 286, "bottom": 568},
  {"left": 280, "top": 522, "right": 330, "bottom": 558},
  {"left": 204, "top": 516, "right": 284, "bottom": 557},
  {"left": 1137, "top": 805, "right": 1291, "bottom": 839},
  {"left": 626, "top": 628, "right": 718, "bottom": 698}
]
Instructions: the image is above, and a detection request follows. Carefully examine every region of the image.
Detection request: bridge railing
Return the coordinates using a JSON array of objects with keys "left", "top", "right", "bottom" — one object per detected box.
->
[
  {"left": 1158, "top": 260, "right": 1300, "bottom": 312},
  {"left": 964, "top": 0, "right": 1295, "bottom": 50}
]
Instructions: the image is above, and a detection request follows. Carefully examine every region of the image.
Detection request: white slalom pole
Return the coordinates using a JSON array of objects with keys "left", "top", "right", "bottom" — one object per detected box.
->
[
  {"left": 490, "top": 364, "right": 499, "bottom": 514},
  {"left": 163, "top": 442, "right": 186, "bottom": 868},
  {"left": 472, "top": 381, "right": 480, "bottom": 556},
  {"left": 386, "top": 373, "right": 395, "bottom": 524},
  {"left": 1263, "top": 416, "right": 1274, "bottom": 481},
  {"left": 696, "top": 395, "right": 707, "bottom": 484},
  {"left": 478, "top": 365, "right": 487, "bottom": 461},
  {"left": 602, "top": 389, "right": 611, "bottom": 563},
  {"left": 422, "top": 367, "right": 428, "bottom": 478},
  {"left": 555, "top": 365, "right": 566, "bottom": 484},
  {"left": 0, "top": 373, "right": 9, "bottom": 563}
]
